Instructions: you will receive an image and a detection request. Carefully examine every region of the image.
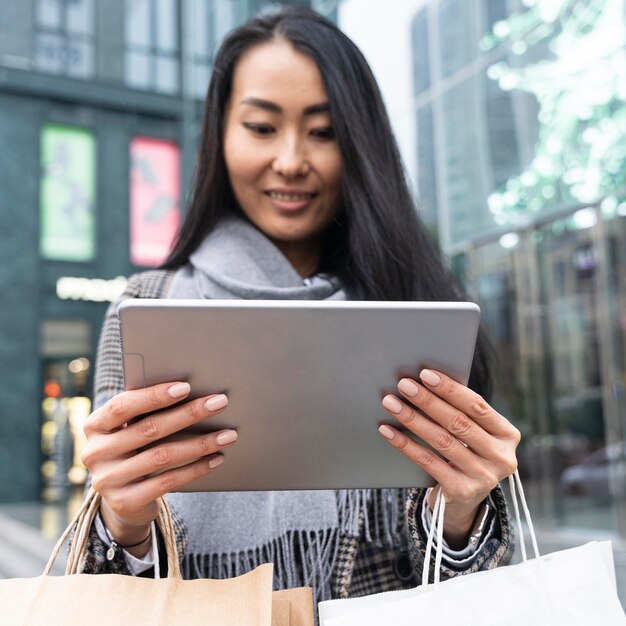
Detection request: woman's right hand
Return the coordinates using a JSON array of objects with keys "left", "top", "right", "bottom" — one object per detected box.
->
[{"left": 81, "top": 382, "right": 236, "bottom": 553}]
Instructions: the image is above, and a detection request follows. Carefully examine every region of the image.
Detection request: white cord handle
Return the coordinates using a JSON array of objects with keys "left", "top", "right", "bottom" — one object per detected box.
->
[
  {"left": 508, "top": 470, "right": 540, "bottom": 561},
  {"left": 421, "top": 487, "right": 445, "bottom": 587},
  {"left": 422, "top": 470, "right": 540, "bottom": 588}
]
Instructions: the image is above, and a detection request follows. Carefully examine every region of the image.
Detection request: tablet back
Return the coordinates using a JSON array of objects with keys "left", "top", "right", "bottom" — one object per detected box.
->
[{"left": 119, "top": 300, "right": 480, "bottom": 491}]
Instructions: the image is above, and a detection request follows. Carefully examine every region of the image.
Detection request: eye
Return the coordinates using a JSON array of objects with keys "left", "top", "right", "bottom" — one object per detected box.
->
[
  {"left": 242, "top": 123, "right": 275, "bottom": 136},
  {"left": 310, "top": 127, "right": 335, "bottom": 140}
]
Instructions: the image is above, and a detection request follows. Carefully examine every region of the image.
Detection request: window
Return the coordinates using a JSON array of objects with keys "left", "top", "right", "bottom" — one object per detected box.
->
[
  {"left": 124, "top": 0, "right": 180, "bottom": 94},
  {"left": 183, "top": 0, "right": 242, "bottom": 99},
  {"left": 35, "top": 0, "right": 95, "bottom": 78}
]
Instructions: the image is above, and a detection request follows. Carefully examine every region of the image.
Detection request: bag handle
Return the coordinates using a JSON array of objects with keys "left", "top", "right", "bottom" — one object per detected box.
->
[
  {"left": 507, "top": 470, "right": 540, "bottom": 562},
  {"left": 421, "top": 470, "right": 540, "bottom": 588},
  {"left": 421, "top": 487, "right": 446, "bottom": 587},
  {"left": 44, "top": 488, "right": 182, "bottom": 579}
]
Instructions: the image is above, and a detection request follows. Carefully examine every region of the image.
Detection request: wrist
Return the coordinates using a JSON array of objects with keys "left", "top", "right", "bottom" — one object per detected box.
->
[
  {"left": 100, "top": 501, "right": 152, "bottom": 548},
  {"left": 444, "top": 499, "right": 494, "bottom": 550},
  {"left": 425, "top": 489, "right": 487, "bottom": 549},
  {"left": 98, "top": 512, "right": 153, "bottom": 561},
  {"left": 117, "top": 533, "right": 153, "bottom": 560},
  {"left": 441, "top": 506, "right": 480, "bottom": 549}
]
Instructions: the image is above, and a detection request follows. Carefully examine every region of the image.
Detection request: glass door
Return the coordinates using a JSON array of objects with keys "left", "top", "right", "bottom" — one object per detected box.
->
[{"left": 41, "top": 356, "right": 91, "bottom": 502}]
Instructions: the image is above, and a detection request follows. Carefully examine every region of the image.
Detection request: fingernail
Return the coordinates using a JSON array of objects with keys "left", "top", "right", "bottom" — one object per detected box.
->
[
  {"left": 382, "top": 395, "right": 403, "bottom": 414},
  {"left": 209, "top": 456, "right": 224, "bottom": 469},
  {"left": 216, "top": 429, "right": 238, "bottom": 445},
  {"left": 379, "top": 424, "right": 396, "bottom": 440},
  {"left": 420, "top": 369, "right": 441, "bottom": 386},
  {"left": 205, "top": 394, "right": 228, "bottom": 411},
  {"left": 168, "top": 382, "right": 191, "bottom": 398},
  {"left": 398, "top": 378, "right": 420, "bottom": 397}
]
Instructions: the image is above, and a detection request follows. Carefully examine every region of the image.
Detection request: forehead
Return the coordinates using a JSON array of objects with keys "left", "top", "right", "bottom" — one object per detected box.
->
[{"left": 231, "top": 39, "right": 328, "bottom": 104}]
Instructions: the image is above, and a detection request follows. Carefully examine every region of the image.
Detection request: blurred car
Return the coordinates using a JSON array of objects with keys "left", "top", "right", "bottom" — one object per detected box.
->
[{"left": 559, "top": 442, "right": 626, "bottom": 498}]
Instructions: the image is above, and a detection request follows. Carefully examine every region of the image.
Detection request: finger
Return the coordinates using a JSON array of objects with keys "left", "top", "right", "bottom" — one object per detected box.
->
[
  {"left": 379, "top": 424, "right": 502, "bottom": 506},
  {"left": 86, "top": 382, "right": 193, "bottom": 434},
  {"left": 378, "top": 423, "right": 458, "bottom": 487},
  {"left": 100, "top": 429, "right": 238, "bottom": 487},
  {"left": 395, "top": 380, "right": 494, "bottom": 458},
  {"left": 116, "top": 394, "right": 229, "bottom": 456},
  {"left": 114, "top": 455, "right": 226, "bottom": 508},
  {"left": 418, "top": 370, "right": 519, "bottom": 440},
  {"left": 381, "top": 394, "right": 481, "bottom": 476}
]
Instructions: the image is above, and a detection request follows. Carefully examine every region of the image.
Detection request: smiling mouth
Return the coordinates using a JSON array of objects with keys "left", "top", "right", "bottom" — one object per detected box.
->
[{"left": 266, "top": 191, "right": 317, "bottom": 201}]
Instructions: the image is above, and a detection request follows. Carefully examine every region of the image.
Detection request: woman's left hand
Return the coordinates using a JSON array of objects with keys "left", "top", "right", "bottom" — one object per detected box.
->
[{"left": 379, "top": 369, "right": 521, "bottom": 548}]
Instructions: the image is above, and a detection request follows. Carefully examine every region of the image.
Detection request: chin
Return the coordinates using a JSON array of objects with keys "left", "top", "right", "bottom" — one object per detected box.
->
[{"left": 262, "top": 219, "right": 318, "bottom": 240}]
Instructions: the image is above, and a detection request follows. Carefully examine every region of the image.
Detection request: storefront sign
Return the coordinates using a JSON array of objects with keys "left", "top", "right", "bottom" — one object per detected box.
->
[
  {"left": 40, "top": 125, "right": 96, "bottom": 261},
  {"left": 130, "top": 137, "right": 180, "bottom": 267},
  {"left": 56, "top": 275, "right": 128, "bottom": 302}
]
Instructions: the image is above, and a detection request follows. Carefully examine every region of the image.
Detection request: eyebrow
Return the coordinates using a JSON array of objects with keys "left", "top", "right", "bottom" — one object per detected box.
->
[{"left": 239, "top": 97, "right": 330, "bottom": 115}]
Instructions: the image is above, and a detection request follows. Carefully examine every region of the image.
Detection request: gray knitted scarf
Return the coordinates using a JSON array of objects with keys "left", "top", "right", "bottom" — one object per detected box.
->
[{"left": 166, "top": 215, "right": 400, "bottom": 602}]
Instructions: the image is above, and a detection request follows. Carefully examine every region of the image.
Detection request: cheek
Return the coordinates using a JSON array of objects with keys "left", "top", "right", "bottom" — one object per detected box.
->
[
  {"left": 323, "top": 153, "right": 343, "bottom": 202},
  {"left": 224, "top": 131, "right": 259, "bottom": 190}
]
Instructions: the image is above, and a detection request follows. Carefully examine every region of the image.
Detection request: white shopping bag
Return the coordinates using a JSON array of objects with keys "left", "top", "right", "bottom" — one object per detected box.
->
[{"left": 319, "top": 472, "right": 626, "bottom": 626}]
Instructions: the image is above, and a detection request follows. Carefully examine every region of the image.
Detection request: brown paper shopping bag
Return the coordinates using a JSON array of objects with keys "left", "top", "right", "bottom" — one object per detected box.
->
[
  {"left": 0, "top": 488, "right": 313, "bottom": 626},
  {"left": 272, "top": 588, "right": 315, "bottom": 626}
]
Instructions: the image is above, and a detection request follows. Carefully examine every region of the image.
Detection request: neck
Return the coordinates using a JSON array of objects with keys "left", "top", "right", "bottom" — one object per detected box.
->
[{"left": 273, "top": 237, "right": 322, "bottom": 279}]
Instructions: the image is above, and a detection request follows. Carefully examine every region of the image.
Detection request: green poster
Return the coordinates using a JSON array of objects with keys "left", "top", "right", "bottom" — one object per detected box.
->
[{"left": 40, "top": 125, "right": 96, "bottom": 261}]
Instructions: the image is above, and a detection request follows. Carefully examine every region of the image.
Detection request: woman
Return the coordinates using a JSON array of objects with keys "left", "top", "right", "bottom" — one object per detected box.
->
[{"left": 80, "top": 4, "right": 520, "bottom": 607}]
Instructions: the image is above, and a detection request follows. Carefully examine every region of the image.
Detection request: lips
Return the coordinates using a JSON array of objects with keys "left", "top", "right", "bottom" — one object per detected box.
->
[{"left": 264, "top": 189, "right": 318, "bottom": 213}]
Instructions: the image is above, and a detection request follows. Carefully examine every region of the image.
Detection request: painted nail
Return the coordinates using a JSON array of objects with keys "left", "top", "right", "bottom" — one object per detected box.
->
[
  {"left": 205, "top": 394, "right": 228, "bottom": 411},
  {"left": 420, "top": 369, "right": 441, "bottom": 387},
  {"left": 209, "top": 456, "right": 224, "bottom": 469},
  {"left": 382, "top": 395, "right": 403, "bottom": 414},
  {"left": 379, "top": 424, "right": 396, "bottom": 440},
  {"left": 168, "top": 382, "right": 191, "bottom": 398},
  {"left": 398, "top": 378, "right": 420, "bottom": 397},
  {"left": 216, "top": 429, "right": 238, "bottom": 445}
]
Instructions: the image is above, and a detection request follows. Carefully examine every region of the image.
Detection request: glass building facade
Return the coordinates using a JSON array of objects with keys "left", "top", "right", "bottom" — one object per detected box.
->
[{"left": 410, "top": 0, "right": 626, "bottom": 537}]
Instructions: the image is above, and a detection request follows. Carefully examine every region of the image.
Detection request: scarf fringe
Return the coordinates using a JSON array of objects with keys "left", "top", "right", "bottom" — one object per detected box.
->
[
  {"left": 183, "top": 527, "right": 340, "bottom": 606},
  {"left": 335, "top": 488, "right": 400, "bottom": 547},
  {"left": 181, "top": 489, "right": 402, "bottom": 606}
]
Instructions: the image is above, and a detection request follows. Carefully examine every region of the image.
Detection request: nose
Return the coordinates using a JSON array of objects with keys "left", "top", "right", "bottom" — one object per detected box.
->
[{"left": 271, "top": 135, "right": 309, "bottom": 178}]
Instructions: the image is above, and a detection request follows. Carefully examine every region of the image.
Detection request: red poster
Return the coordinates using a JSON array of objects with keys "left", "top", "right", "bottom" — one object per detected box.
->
[{"left": 130, "top": 137, "right": 180, "bottom": 267}]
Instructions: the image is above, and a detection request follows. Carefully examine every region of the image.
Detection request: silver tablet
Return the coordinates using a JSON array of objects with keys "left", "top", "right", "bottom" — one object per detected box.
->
[{"left": 118, "top": 299, "right": 480, "bottom": 492}]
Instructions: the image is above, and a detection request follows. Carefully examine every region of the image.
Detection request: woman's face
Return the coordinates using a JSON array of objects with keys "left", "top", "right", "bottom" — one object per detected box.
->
[{"left": 223, "top": 39, "right": 343, "bottom": 276}]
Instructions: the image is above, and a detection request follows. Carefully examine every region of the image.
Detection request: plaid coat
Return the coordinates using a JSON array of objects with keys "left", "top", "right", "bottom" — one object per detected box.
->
[{"left": 80, "top": 270, "right": 514, "bottom": 598}]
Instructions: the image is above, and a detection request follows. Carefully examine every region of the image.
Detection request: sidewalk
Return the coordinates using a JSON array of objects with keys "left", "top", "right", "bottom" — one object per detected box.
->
[
  {"left": 0, "top": 501, "right": 624, "bottom": 610},
  {"left": 0, "top": 507, "right": 67, "bottom": 578}
]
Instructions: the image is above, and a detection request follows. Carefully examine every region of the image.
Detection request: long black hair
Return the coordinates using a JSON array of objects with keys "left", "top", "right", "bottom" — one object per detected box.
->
[{"left": 163, "top": 5, "right": 492, "bottom": 399}]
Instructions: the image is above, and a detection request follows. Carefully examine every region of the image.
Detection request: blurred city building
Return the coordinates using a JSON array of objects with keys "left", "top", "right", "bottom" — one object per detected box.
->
[
  {"left": 0, "top": 0, "right": 625, "bottom": 554},
  {"left": 0, "top": 0, "right": 326, "bottom": 504},
  {"left": 409, "top": 0, "right": 626, "bottom": 538}
]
